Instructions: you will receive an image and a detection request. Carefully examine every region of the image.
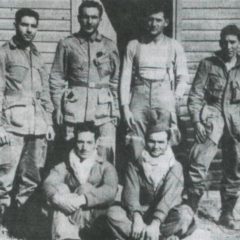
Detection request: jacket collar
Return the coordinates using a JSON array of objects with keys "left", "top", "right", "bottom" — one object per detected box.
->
[
  {"left": 214, "top": 50, "right": 240, "bottom": 68},
  {"left": 9, "top": 36, "right": 39, "bottom": 55},
  {"left": 74, "top": 30, "right": 103, "bottom": 44}
]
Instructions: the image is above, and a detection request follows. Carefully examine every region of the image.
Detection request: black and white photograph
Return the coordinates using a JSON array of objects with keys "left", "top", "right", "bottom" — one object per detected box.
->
[{"left": 0, "top": 0, "right": 240, "bottom": 239}]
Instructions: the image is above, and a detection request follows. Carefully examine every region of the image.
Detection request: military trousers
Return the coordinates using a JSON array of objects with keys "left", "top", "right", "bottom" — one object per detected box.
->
[
  {"left": 129, "top": 81, "right": 180, "bottom": 146},
  {"left": 188, "top": 128, "right": 240, "bottom": 208},
  {"left": 0, "top": 133, "right": 47, "bottom": 207}
]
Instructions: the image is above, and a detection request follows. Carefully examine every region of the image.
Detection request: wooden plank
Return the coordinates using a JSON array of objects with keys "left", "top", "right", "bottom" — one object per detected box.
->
[
  {"left": 182, "top": 19, "right": 240, "bottom": 31},
  {"left": 41, "top": 53, "right": 55, "bottom": 64},
  {"left": 182, "top": 9, "right": 240, "bottom": 20},
  {"left": 0, "top": 8, "right": 70, "bottom": 20},
  {"left": 0, "top": 30, "right": 69, "bottom": 42},
  {"left": 186, "top": 52, "right": 213, "bottom": 62},
  {"left": 182, "top": 30, "right": 221, "bottom": 41},
  {"left": 182, "top": 0, "right": 240, "bottom": 9},
  {"left": 183, "top": 41, "right": 219, "bottom": 52},
  {"left": 0, "top": 0, "right": 70, "bottom": 9},
  {"left": 0, "top": 19, "right": 70, "bottom": 31}
]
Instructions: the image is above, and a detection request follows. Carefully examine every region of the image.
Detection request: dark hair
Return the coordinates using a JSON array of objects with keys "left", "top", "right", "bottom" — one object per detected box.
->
[
  {"left": 74, "top": 122, "right": 99, "bottom": 140},
  {"left": 220, "top": 24, "right": 240, "bottom": 41},
  {"left": 15, "top": 8, "right": 39, "bottom": 25},
  {"left": 144, "top": 1, "right": 169, "bottom": 20},
  {"left": 78, "top": 1, "right": 103, "bottom": 18}
]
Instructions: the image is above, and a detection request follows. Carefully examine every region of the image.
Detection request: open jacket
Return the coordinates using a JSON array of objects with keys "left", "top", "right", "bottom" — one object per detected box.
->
[{"left": 188, "top": 52, "right": 240, "bottom": 142}]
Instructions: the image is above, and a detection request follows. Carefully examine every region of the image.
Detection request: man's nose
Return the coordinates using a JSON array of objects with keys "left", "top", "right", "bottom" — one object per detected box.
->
[{"left": 27, "top": 26, "right": 32, "bottom": 33}]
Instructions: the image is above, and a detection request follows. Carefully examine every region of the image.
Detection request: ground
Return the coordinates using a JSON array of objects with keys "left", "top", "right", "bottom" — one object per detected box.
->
[{"left": 0, "top": 191, "right": 240, "bottom": 240}]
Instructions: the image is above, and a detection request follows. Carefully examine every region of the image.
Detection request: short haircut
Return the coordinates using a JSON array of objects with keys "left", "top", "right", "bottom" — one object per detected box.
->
[
  {"left": 74, "top": 122, "right": 99, "bottom": 140},
  {"left": 15, "top": 8, "right": 39, "bottom": 25},
  {"left": 78, "top": 1, "right": 103, "bottom": 18},
  {"left": 146, "top": 129, "right": 171, "bottom": 141},
  {"left": 220, "top": 24, "right": 240, "bottom": 41},
  {"left": 144, "top": 1, "right": 169, "bottom": 20}
]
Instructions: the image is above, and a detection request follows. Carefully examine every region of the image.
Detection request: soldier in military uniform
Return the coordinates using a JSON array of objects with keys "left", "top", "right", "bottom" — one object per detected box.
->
[
  {"left": 0, "top": 8, "right": 54, "bottom": 221},
  {"left": 49, "top": 1, "right": 120, "bottom": 165},
  {"left": 120, "top": 3, "right": 189, "bottom": 147},
  {"left": 187, "top": 24, "right": 240, "bottom": 229}
]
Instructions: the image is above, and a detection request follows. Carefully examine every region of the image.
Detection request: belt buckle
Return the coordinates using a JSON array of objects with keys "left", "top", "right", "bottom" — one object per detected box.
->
[
  {"left": 89, "top": 82, "right": 95, "bottom": 88},
  {"left": 35, "top": 91, "right": 40, "bottom": 99}
]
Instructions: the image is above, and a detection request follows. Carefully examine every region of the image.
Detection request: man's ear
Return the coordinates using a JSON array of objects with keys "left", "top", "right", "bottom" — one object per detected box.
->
[
  {"left": 13, "top": 22, "right": 16, "bottom": 30},
  {"left": 164, "top": 18, "right": 169, "bottom": 27},
  {"left": 219, "top": 39, "right": 223, "bottom": 49}
]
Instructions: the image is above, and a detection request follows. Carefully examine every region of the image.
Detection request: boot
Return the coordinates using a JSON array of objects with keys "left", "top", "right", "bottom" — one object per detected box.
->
[{"left": 219, "top": 196, "right": 240, "bottom": 230}]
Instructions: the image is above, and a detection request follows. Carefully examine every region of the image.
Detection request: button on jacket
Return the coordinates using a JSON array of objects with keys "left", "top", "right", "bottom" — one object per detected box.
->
[
  {"left": 49, "top": 31, "right": 120, "bottom": 125},
  {"left": 188, "top": 52, "right": 240, "bottom": 143},
  {"left": 0, "top": 36, "right": 53, "bottom": 135}
]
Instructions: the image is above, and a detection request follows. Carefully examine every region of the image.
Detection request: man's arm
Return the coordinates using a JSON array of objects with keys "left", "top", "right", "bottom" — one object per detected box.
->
[
  {"left": 81, "top": 163, "right": 118, "bottom": 207},
  {"left": 188, "top": 59, "right": 210, "bottom": 122},
  {"left": 49, "top": 39, "right": 68, "bottom": 124},
  {"left": 109, "top": 41, "right": 120, "bottom": 118},
  {"left": 173, "top": 40, "right": 189, "bottom": 99},
  {"left": 0, "top": 50, "right": 10, "bottom": 145}
]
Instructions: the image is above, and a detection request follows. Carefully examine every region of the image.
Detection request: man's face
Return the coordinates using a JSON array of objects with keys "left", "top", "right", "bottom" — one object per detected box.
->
[
  {"left": 78, "top": 7, "right": 101, "bottom": 35},
  {"left": 15, "top": 16, "right": 38, "bottom": 44},
  {"left": 75, "top": 131, "right": 96, "bottom": 160},
  {"left": 146, "top": 131, "right": 168, "bottom": 158},
  {"left": 146, "top": 11, "right": 168, "bottom": 37},
  {"left": 220, "top": 34, "right": 240, "bottom": 60}
]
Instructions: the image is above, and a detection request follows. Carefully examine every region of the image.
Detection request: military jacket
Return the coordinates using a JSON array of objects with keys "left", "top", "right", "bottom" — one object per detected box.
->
[
  {"left": 188, "top": 52, "right": 240, "bottom": 142},
  {"left": 49, "top": 31, "right": 120, "bottom": 125},
  {"left": 0, "top": 37, "right": 53, "bottom": 135}
]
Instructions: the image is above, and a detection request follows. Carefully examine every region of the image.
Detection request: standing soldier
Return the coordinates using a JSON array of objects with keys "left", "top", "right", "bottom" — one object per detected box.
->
[
  {"left": 0, "top": 8, "right": 54, "bottom": 222},
  {"left": 187, "top": 24, "right": 240, "bottom": 229},
  {"left": 49, "top": 1, "right": 120, "bottom": 164},
  {"left": 121, "top": 3, "right": 189, "bottom": 146}
]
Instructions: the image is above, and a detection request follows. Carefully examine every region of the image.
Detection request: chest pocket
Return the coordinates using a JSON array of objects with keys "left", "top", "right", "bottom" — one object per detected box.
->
[
  {"left": 205, "top": 73, "right": 224, "bottom": 103},
  {"left": 7, "top": 62, "right": 29, "bottom": 84},
  {"left": 94, "top": 53, "right": 112, "bottom": 80}
]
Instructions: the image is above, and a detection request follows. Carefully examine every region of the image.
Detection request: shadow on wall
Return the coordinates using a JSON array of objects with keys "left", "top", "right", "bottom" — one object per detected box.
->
[{"left": 101, "top": 0, "right": 173, "bottom": 56}]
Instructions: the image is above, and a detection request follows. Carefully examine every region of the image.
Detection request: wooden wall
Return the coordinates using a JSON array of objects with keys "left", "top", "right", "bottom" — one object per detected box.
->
[{"left": 178, "top": 0, "right": 240, "bottom": 189}]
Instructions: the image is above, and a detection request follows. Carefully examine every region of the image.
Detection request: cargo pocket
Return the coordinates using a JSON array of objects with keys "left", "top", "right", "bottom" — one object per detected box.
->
[
  {"left": 5, "top": 104, "right": 28, "bottom": 127},
  {"left": 7, "top": 63, "right": 29, "bottom": 84},
  {"left": 63, "top": 89, "right": 79, "bottom": 117},
  {"left": 95, "top": 89, "right": 112, "bottom": 119}
]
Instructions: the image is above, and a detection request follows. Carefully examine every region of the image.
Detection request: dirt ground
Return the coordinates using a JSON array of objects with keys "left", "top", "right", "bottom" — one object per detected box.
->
[{"left": 0, "top": 191, "right": 240, "bottom": 240}]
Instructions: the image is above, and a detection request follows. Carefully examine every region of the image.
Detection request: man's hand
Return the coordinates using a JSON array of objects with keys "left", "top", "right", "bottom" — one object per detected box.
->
[
  {"left": 46, "top": 125, "right": 55, "bottom": 141},
  {"left": 131, "top": 212, "right": 146, "bottom": 240},
  {"left": 54, "top": 108, "right": 63, "bottom": 126},
  {"left": 123, "top": 105, "right": 136, "bottom": 130},
  {"left": 144, "top": 219, "right": 161, "bottom": 240},
  {"left": 194, "top": 122, "right": 207, "bottom": 143},
  {"left": 52, "top": 193, "right": 84, "bottom": 215},
  {"left": 0, "top": 126, "right": 11, "bottom": 146}
]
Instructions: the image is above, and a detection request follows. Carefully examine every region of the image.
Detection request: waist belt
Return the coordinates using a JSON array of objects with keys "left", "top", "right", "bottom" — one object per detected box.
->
[
  {"left": 70, "top": 81, "right": 109, "bottom": 89},
  {"left": 133, "top": 76, "right": 166, "bottom": 86}
]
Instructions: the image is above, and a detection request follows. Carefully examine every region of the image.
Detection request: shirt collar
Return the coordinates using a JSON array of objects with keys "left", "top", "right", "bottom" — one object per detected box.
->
[
  {"left": 74, "top": 31, "right": 103, "bottom": 44},
  {"left": 9, "top": 36, "right": 39, "bottom": 55}
]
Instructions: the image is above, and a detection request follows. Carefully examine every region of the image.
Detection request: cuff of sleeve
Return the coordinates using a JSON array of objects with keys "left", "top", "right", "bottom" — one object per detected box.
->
[{"left": 153, "top": 210, "right": 167, "bottom": 223}]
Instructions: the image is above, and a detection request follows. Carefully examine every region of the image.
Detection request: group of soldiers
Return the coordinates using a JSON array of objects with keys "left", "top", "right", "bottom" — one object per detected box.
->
[{"left": 0, "top": 1, "right": 240, "bottom": 240}]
